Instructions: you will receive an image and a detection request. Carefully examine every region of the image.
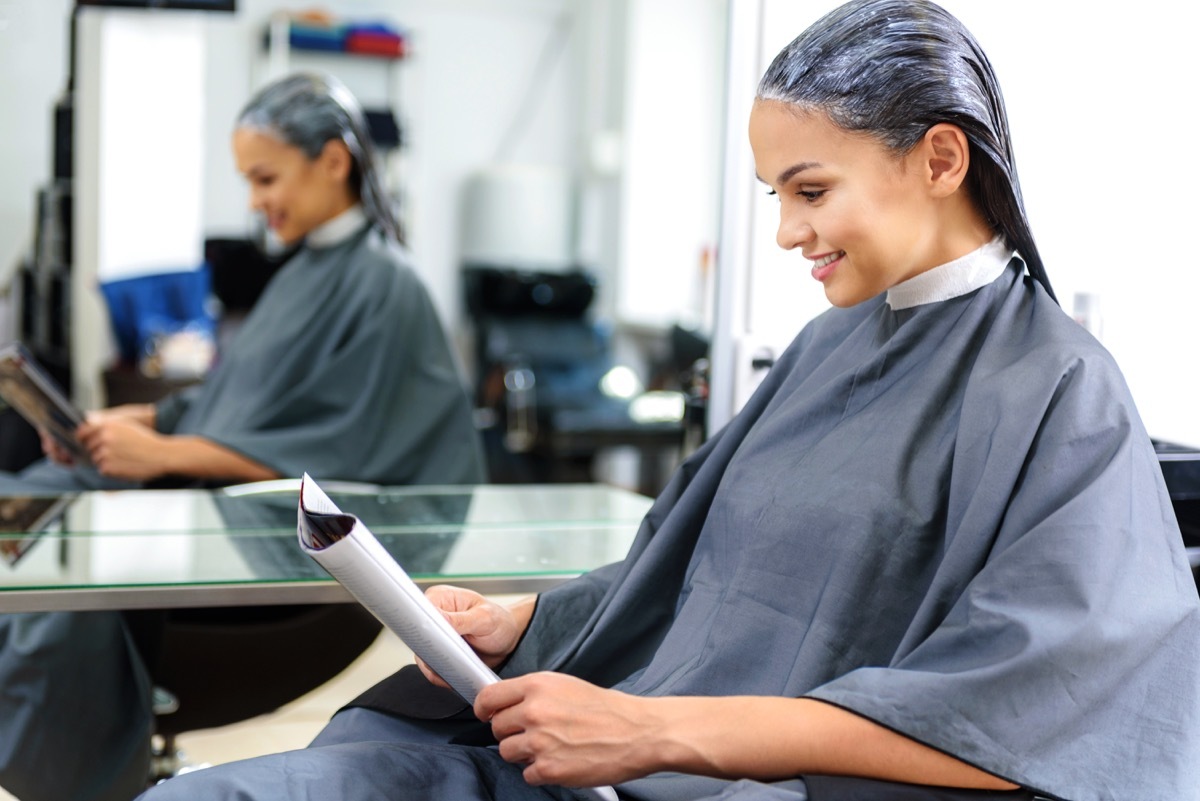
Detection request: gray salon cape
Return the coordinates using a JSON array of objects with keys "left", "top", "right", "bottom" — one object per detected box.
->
[
  {"left": 509, "top": 260, "right": 1200, "bottom": 801},
  {"left": 157, "top": 223, "right": 484, "bottom": 486},
  {"left": 141, "top": 259, "right": 1200, "bottom": 801}
]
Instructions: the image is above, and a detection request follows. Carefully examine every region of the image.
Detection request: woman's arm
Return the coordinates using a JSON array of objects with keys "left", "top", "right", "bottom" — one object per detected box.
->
[
  {"left": 477, "top": 673, "right": 1017, "bottom": 791},
  {"left": 647, "top": 693, "right": 1014, "bottom": 788},
  {"left": 153, "top": 434, "right": 279, "bottom": 482},
  {"left": 77, "top": 416, "right": 278, "bottom": 483}
]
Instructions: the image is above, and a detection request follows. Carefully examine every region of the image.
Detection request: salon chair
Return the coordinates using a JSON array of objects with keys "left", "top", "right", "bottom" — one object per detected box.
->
[
  {"left": 130, "top": 602, "right": 382, "bottom": 780},
  {"left": 464, "top": 266, "right": 685, "bottom": 493}
]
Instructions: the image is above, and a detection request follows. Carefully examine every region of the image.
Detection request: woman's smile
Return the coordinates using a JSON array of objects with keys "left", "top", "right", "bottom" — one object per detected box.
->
[{"left": 810, "top": 250, "right": 844, "bottom": 282}]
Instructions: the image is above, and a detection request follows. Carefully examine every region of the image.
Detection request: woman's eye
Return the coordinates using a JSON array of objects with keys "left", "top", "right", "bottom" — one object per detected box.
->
[
  {"left": 765, "top": 189, "right": 778, "bottom": 198},
  {"left": 798, "top": 190, "right": 826, "bottom": 202}
]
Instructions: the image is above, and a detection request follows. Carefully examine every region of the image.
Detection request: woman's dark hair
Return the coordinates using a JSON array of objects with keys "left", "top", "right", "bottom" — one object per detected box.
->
[
  {"left": 757, "top": 0, "right": 1055, "bottom": 302},
  {"left": 236, "top": 72, "right": 402, "bottom": 244}
]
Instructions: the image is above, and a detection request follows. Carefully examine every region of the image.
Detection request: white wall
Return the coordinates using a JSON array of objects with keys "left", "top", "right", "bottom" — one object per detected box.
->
[{"left": 718, "top": 0, "right": 1200, "bottom": 447}]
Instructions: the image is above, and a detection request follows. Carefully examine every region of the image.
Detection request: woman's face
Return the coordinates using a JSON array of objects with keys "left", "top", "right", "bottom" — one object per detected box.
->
[
  {"left": 749, "top": 101, "right": 956, "bottom": 308},
  {"left": 232, "top": 128, "right": 354, "bottom": 246}
]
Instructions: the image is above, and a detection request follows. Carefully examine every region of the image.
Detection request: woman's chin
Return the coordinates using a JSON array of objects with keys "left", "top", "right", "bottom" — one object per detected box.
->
[{"left": 823, "top": 282, "right": 871, "bottom": 309}]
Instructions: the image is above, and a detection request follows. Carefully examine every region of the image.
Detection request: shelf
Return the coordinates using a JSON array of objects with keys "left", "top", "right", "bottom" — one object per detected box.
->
[{"left": 260, "top": 18, "right": 407, "bottom": 62}]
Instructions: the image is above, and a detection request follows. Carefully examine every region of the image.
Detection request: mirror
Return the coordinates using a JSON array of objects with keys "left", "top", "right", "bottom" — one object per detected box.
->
[
  {"left": 1, "top": 0, "right": 726, "bottom": 334},
  {"left": 0, "top": 0, "right": 728, "bottom": 492}
]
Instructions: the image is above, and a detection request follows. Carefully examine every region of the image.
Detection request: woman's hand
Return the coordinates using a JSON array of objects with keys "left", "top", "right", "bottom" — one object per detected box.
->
[
  {"left": 415, "top": 586, "right": 533, "bottom": 688},
  {"left": 475, "top": 683, "right": 1024, "bottom": 792},
  {"left": 76, "top": 413, "right": 169, "bottom": 481},
  {"left": 476, "top": 672, "right": 659, "bottom": 788},
  {"left": 42, "top": 405, "right": 158, "bottom": 468}
]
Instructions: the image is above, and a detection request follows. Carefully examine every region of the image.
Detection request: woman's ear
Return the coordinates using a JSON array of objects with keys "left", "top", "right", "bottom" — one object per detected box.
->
[
  {"left": 319, "top": 139, "right": 354, "bottom": 184},
  {"left": 921, "top": 123, "right": 971, "bottom": 198}
]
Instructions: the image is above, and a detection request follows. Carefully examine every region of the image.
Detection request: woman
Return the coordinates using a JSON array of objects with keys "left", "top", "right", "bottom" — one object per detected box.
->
[
  {"left": 0, "top": 73, "right": 485, "bottom": 801},
  {"left": 139, "top": 3, "right": 1200, "bottom": 801}
]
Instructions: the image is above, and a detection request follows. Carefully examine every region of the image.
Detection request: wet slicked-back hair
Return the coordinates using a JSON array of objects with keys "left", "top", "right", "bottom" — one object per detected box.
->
[
  {"left": 757, "top": 0, "right": 1055, "bottom": 302},
  {"left": 237, "top": 72, "right": 402, "bottom": 244}
]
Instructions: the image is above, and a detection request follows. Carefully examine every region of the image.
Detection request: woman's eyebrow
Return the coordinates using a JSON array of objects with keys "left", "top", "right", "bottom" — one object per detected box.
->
[
  {"left": 776, "top": 162, "right": 821, "bottom": 184},
  {"left": 754, "top": 162, "right": 822, "bottom": 186}
]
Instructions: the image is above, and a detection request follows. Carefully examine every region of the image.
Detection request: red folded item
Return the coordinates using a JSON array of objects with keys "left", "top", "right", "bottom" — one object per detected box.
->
[{"left": 346, "top": 31, "right": 405, "bottom": 58}]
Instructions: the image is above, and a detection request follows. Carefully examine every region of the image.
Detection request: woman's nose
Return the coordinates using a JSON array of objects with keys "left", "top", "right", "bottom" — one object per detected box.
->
[{"left": 776, "top": 213, "right": 815, "bottom": 251}]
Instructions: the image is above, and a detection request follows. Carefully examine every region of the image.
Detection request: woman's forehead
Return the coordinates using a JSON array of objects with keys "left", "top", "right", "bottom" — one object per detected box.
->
[
  {"left": 749, "top": 101, "right": 891, "bottom": 175},
  {"left": 232, "top": 127, "right": 305, "bottom": 171}
]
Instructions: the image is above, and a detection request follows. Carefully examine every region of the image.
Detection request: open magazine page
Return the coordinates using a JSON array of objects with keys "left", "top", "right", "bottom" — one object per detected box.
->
[{"left": 296, "top": 475, "right": 618, "bottom": 801}]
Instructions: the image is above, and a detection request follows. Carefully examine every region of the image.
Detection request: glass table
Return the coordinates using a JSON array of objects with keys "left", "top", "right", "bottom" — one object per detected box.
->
[{"left": 0, "top": 480, "right": 652, "bottom": 612}]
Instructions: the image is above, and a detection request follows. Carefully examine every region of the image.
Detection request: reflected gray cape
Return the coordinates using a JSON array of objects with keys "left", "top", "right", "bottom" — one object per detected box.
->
[
  {"left": 502, "top": 262, "right": 1200, "bottom": 801},
  {"left": 156, "top": 226, "right": 484, "bottom": 486}
]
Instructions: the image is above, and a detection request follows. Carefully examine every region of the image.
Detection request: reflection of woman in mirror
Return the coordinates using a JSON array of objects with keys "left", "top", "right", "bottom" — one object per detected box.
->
[
  {"left": 3, "top": 71, "right": 483, "bottom": 493},
  {"left": 0, "top": 73, "right": 485, "bottom": 801},
  {"left": 141, "top": 2, "right": 1198, "bottom": 800}
]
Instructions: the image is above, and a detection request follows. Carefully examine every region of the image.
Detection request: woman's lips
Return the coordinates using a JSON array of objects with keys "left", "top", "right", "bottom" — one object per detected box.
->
[{"left": 810, "top": 251, "right": 844, "bottom": 282}]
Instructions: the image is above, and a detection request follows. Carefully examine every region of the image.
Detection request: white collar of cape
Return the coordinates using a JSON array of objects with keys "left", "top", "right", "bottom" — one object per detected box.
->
[
  {"left": 885, "top": 236, "right": 1014, "bottom": 310},
  {"left": 305, "top": 204, "right": 369, "bottom": 249}
]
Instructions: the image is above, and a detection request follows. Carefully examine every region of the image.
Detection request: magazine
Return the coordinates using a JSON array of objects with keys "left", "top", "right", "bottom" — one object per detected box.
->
[
  {"left": 296, "top": 475, "right": 618, "bottom": 801},
  {"left": 0, "top": 342, "right": 89, "bottom": 465}
]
